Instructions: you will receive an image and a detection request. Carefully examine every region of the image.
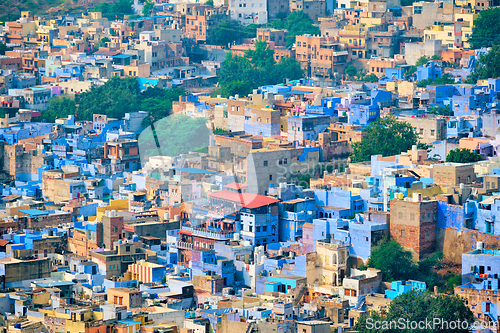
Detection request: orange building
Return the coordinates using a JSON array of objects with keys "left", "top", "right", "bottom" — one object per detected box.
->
[
  {"left": 459, "top": 137, "right": 491, "bottom": 152},
  {"left": 256, "top": 28, "right": 287, "bottom": 47},
  {"left": 295, "top": 35, "right": 349, "bottom": 78},
  {"left": 185, "top": 5, "right": 228, "bottom": 43},
  {"left": 368, "top": 58, "right": 402, "bottom": 77},
  {"left": 107, "top": 288, "right": 143, "bottom": 309},
  {"left": 439, "top": 49, "right": 475, "bottom": 64},
  {"left": 329, "top": 123, "right": 366, "bottom": 143}
]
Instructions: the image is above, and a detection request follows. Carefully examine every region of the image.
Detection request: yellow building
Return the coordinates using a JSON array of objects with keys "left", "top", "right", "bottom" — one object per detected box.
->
[
  {"left": 95, "top": 199, "right": 129, "bottom": 221},
  {"left": 423, "top": 13, "right": 475, "bottom": 49},
  {"left": 338, "top": 24, "right": 368, "bottom": 59}
]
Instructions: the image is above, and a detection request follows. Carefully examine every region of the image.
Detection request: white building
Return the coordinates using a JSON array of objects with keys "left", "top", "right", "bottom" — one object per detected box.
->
[{"left": 229, "top": 0, "right": 268, "bottom": 25}]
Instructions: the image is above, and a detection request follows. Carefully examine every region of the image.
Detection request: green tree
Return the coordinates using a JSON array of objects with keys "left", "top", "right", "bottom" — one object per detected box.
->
[
  {"left": 214, "top": 48, "right": 303, "bottom": 97},
  {"left": 350, "top": 116, "right": 421, "bottom": 163},
  {"left": 271, "top": 56, "right": 304, "bottom": 83},
  {"left": 367, "top": 239, "right": 416, "bottom": 281},
  {"left": 431, "top": 55, "right": 442, "bottom": 60},
  {"left": 142, "top": 0, "right": 154, "bottom": 16},
  {"left": 445, "top": 148, "right": 482, "bottom": 163},
  {"left": 213, "top": 128, "right": 226, "bottom": 134},
  {"left": 76, "top": 76, "right": 141, "bottom": 120},
  {"left": 428, "top": 105, "right": 452, "bottom": 116},
  {"left": 468, "top": 7, "right": 500, "bottom": 49},
  {"left": 444, "top": 273, "right": 462, "bottom": 293},
  {"left": 207, "top": 21, "right": 255, "bottom": 46},
  {"left": 0, "top": 43, "right": 11, "bottom": 55},
  {"left": 205, "top": 0, "right": 214, "bottom": 6},
  {"left": 140, "top": 87, "right": 185, "bottom": 126},
  {"left": 466, "top": 44, "right": 500, "bottom": 83},
  {"left": 218, "top": 53, "right": 261, "bottom": 88},
  {"left": 245, "top": 40, "right": 275, "bottom": 68},
  {"left": 211, "top": 80, "right": 253, "bottom": 98},
  {"left": 91, "top": 0, "right": 133, "bottom": 20},
  {"left": 43, "top": 96, "right": 77, "bottom": 123},
  {"left": 271, "top": 11, "right": 321, "bottom": 47},
  {"left": 416, "top": 74, "right": 455, "bottom": 87},
  {"left": 354, "top": 290, "right": 474, "bottom": 333},
  {"left": 361, "top": 73, "right": 379, "bottom": 82},
  {"left": 405, "top": 65, "right": 417, "bottom": 79},
  {"left": 345, "top": 65, "right": 357, "bottom": 78},
  {"left": 416, "top": 56, "right": 430, "bottom": 67}
]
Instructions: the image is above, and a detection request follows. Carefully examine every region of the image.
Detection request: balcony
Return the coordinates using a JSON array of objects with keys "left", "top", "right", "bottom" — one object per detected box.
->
[
  {"left": 181, "top": 226, "right": 234, "bottom": 240},
  {"left": 175, "top": 241, "right": 194, "bottom": 250}
]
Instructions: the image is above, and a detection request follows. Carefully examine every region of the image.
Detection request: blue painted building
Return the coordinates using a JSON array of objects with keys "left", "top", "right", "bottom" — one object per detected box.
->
[
  {"left": 385, "top": 280, "right": 426, "bottom": 299},
  {"left": 416, "top": 61, "right": 442, "bottom": 81},
  {"left": 278, "top": 197, "right": 316, "bottom": 242},
  {"left": 264, "top": 274, "right": 307, "bottom": 293}
]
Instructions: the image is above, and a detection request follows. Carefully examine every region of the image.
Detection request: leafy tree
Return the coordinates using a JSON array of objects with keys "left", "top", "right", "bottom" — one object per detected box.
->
[
  {"left": 468, "top": 7, "right": 500, "bottom": 49},
  {"left": 326, "top": 165, "right": 334, "bottom": 173},
  {"left": 214, "top": 48, "right": 303, "bottom": 98},
  {"left": 43, "top": 96, "right": 77, "bottom": 123},
  {"left": 416, "top": 74, "right": 454, "bottom": 87},
  {"left": 207, "top": 21, "right": 256, "bottom": 46},
  {"left": 446, "top": 148, "right": 482, "bottom": 163},
  {"left": 91, "top": 0, "right": 133, "bottom": 20},
  {"left": 361, "top": 73, "right": 379, "bottom": 83},
  {"left": 245, "top": 40, "right": 275, "bottom": 68},
  {"left": 350, "top": 116, "right": 420, "bottom": 163},
  {"left": 44, "top": 77, "right": 185, "bottom": 124},
  {"left": 345, "top": 65, "right": 357, "bottom": 78},
  {"left": 76, "top": 76, "right": 141, "bottom": 120},
  {"left": 271, "top": 11, "right": 321, "bottom": 47},
  {"left": 354, "top": 290, "right": 474, "bottom": 333},
  {"left": 140, "top": 87, "right": 185, "bottom": 126},
  {"left": 95, "top": 37, "right": 111, "bottom": 50},
  {"left": 142, "top": 0, "right": 154, "bottom": 16},
  {"left": 367, "top": 239, "right": 416, "bottom": 281},
  {"left": 427, "top": 105, "right": 452, "bottom": 116},
  {"left": 271, "top": 56, "right": 304, "bottom": 83},
  {"left": 466, "top": 44, "right": 500, "bottom": 84},
  {"left": 444, "top": 273, "right": 462, "bottom": 293},
  {"left": 0, "top": 43, "right": 11, "bottom": 55},
  {"left": 431, "top": 55, "right": 442, "bottom": 61},
  {"left": 405, "top": 65, "right": 417, "bottom": 79},
  {"left": 211, "top": 80, "right": 253, "bottom": 98},
  {"left": 205, "top": 0, "right": 214, "bottom": 6},
  {"left": 213, "top": 128, "right": 226, "bottom": 134},
  {"left": 416, "top": 56, "right": 430, "bottom": 67},
  {"left": 218, "top": 53, "right": 261, "bottom": 88}
]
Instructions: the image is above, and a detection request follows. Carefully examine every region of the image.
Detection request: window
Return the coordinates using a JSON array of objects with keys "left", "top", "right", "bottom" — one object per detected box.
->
[
  {"left": 410, "top": 213, "right": 415, "bottom": 220},
  {"left": 263, "top": 160, "right": 268, "bottom": 166},
  {"left": 401, "top": 230, "right": 405, "bottom": 238},
  {"left": 426, "top": 231, "right": 431, "bottom": 239},
  {"left": 431, "top": 130, "right": 435, "bottom": 136},
  {"left": 249, "top": 226, "right": 253, "bottom": 232},
  {"left": 269, "top": 175, "right": 273, "bottom": 180},
  {"left": 398, "top": 212, "right": 403, "bottom": 219}
]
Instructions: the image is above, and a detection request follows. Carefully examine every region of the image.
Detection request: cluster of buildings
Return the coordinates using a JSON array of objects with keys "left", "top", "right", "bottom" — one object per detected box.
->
[{"left": 1, "top": 0, "right": 500, "bottom": 332}]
